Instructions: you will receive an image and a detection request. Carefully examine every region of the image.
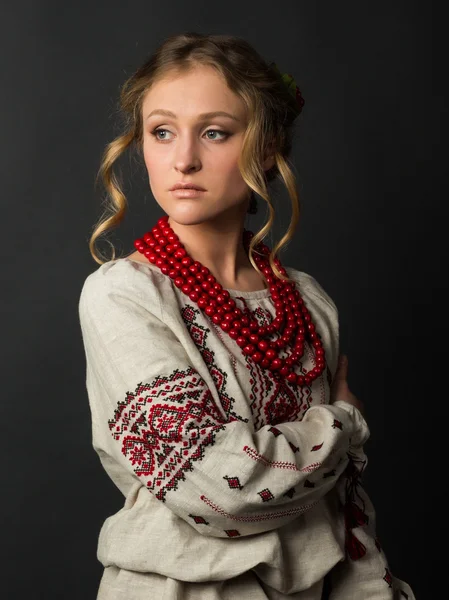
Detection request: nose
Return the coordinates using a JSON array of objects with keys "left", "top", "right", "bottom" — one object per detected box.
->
[{"left": 174, "top": 134, "right": 202, "bottom": 174}]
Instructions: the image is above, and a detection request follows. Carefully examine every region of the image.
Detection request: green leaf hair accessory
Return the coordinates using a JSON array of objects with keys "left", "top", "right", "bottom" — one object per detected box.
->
[{"left": 270, "top": 62, "right": 305, "bottom": 113}]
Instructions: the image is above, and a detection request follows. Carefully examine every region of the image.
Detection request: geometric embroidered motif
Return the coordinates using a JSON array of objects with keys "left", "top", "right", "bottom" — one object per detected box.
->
[
  {"left": 283, "top": 487, "right": 296, "bottom": 498},
  {"left": 180, "top": 304, "right": 250, "bottom": 424},
  {"left": 311, "top": 442, "right": 324, "bottom": 451},
  {"left": 200, "top": 493, "right": 316, "bottom": 522},
  {"left": 242, "top": 444, "right": 322, "bottom": 474},
  {"left": 181, "top": 302, "right": 318, "bottom": 433},
  {"left": 268, "top": 426, "right": 282, "bottom": 437},
  {"left": 188, "top": 514, "right": 209, "bottom": 525},
  {"left": 258, "top": 488, "right": 275, "bottom": 502},
  {"left": 289, "top": 441, "right": 300, "bottom": 453},
  {"left": 323, "top": 469, "right": 336, "bottom": 478},
  {"left": 225, "top": 529, "right": 241, "bottom": 537},
  {"left": 223, "top": 475, "right": 244, "bottom": 490},
  {"left": 383, "top": 568, "right": 393, "bottom": 588},
  {"left": 240, "top": 303, "right": 318, "bottom": 428},
  {"left": 108, "top": 366, "right": 231, "bottom": 502},
  {"left": 108, "top": 296, "right": 332, "bottom": 518}
]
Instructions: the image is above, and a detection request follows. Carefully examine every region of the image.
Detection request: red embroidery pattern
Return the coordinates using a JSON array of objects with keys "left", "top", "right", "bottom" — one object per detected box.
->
[
  {"left": 210, "top": 319, "right": 239, "bottom": 378},
  {"left": 242, "top": 445, "right": 322, "bottom": 472},
  {"left": 180, "top": 304, "right": 251, "bottom": 423},
  {"left": 234, "top": 302, "right": 315, "bottom": 430},
  {"left": 223, "top": 475, "right": 244, "bottom": 490},
  {"left": 182, "top": 301, "right": 329, "bottom": 434},
  {"left": 108, "top": 366, "right": 233, "bottom": 502},
  {"left": 289, "top": 441, "right": 300, "bottom": 453},
  {"left": 383, "top": 567, "right": 393, "bottom": 587},
  {"left": 250, "top": 323, "right": 313, "bottom": 429},
  {"left": 188, "top": 514, "right": 209, "bottom": 525},
  {"left": 258, "top": 488, "right": 275, "bottom": 502},
  {"left": 269, "top": 426, "right": 282, "bottom": 437},
  {"left": 174, "top": 295, "right": 409, "bottom": 593},
  {"left": 225, "top": 529, "right": 241, "bottom": 537},
  {"left": 200, "top": 494, "right": 317, "bottom": 522}
]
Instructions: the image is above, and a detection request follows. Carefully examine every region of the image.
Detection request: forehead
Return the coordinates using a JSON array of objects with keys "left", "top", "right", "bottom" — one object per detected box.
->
[{"left": 142, "top": 65, "right": 246, "bottom": 117}]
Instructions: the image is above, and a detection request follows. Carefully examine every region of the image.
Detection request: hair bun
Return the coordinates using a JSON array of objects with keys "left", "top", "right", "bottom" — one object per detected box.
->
[{"left": 270, "top": 62, "right": 305, "bottom": 113}]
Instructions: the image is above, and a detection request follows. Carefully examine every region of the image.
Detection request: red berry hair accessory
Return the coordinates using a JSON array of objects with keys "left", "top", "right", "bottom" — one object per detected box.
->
[{"left": 270, "top": 62, "right": 305, "bottom": 113}]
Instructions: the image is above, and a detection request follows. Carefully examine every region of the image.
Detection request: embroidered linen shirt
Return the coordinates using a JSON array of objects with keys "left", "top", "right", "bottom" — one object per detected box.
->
[{"left": 78, "top": 257, "right": 415, "bottom": 599}]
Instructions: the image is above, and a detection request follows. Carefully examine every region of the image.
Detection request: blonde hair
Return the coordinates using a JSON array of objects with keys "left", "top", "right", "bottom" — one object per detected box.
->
[{"left": 90, "top": 32, "right": 303, "bottom": 283}]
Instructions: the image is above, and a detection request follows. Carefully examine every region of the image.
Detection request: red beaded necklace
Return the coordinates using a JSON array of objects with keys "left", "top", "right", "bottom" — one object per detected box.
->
[{"left": 133, "top": 215, "right": 326, "bottom": 387}]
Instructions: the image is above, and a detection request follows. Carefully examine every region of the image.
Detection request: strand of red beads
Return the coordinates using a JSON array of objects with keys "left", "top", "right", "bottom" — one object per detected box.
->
[{"left": 133, "top": 215, "right": 326, "bottom": 387}]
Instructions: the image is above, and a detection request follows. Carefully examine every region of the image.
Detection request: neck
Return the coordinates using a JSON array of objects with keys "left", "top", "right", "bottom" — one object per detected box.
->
[{"left": 167, "top": 209, "right": 253, "bottom": 288}]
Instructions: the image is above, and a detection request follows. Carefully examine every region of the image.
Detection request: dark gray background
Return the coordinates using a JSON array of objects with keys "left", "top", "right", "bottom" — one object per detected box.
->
[{"left": 1, "top": 1, "right": 444, "bottom": 598}]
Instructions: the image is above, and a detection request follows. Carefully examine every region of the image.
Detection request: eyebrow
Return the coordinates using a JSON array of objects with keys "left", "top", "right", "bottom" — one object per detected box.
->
[{"left": 145, "top": 109, "right": 240, "bottom": 122}]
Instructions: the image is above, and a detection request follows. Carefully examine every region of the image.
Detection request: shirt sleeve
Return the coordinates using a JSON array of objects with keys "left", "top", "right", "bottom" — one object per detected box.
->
[{"left": 78, "top": 261, "right": 370, "bottom": 538}]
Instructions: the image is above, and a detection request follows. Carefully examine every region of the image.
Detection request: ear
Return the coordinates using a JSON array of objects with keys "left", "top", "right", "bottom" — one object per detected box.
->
[
  {"left": 262, "top": 154, "right": 275, "bottom": 171},
  {"left": 262, "top": 145, "right": 276, "bottom": 171}
]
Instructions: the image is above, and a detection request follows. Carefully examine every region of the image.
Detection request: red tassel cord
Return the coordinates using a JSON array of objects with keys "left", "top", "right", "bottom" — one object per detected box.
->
[
  {"left": 344, "top": 501, "right": 369, "bottom": 529},
  {"left": 345, "top": 529, "right": 367, "bottom": 560}
]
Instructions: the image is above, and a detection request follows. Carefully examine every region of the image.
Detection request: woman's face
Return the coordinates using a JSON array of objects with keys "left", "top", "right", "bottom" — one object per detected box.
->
[{"left": 141, "top": 65, "right": 252, "bottom": 227}]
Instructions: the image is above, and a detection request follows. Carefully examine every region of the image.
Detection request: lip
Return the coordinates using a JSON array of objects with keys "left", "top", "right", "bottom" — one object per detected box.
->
[
  {"left": 170, "top": 182, "right": 206, "bottom": 191},
  {"left": 170, "top": 189, "right": 205, "bottom": 198}
]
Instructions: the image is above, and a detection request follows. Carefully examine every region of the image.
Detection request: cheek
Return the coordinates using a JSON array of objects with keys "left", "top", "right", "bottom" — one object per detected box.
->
[
  {"left": 142, "top": 140, "right": 152, "bottom": 170},
  {"left": 143, "top": 144, "right": 165, "bottom": 180},
  {"left": 215, "top": 149, "right": 243, "bottom": 178},
  {"left": 221, "top": 158, "right": 245, "bottom": 188}
]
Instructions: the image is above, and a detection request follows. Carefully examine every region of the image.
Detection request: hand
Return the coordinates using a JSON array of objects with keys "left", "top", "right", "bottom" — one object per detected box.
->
[{"left": 330, "top": 354, "right": 365, "bottom": 415}]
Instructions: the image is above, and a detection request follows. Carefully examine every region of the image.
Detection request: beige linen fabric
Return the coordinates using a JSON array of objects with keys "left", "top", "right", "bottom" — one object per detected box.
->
[{"left": 78, "top": 258, "right": 415, "bottom": 599}]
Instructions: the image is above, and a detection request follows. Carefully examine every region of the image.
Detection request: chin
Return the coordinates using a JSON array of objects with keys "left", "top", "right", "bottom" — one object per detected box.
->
[
  {"left": 168, "top": 215, "right": 219, "bottom": 228},
  {"left": 166, "top": 205, "right": 224, "bottom": 225}
]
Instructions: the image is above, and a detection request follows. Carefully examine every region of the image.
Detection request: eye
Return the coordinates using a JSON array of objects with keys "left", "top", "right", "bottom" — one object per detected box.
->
[
  {"left": 151, "top": 128, "right": 173, "bottom": 141},
  {"left": 204, "top": 129, "right": 229, "bottom": 141},
  {"left": 150, "top": 128, "right": 230, "bottom": 142}
]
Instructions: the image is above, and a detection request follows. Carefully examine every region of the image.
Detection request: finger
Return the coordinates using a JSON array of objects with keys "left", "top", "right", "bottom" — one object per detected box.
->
[{"left": 334, "top": 355, "right": 348, "bottom": 380}]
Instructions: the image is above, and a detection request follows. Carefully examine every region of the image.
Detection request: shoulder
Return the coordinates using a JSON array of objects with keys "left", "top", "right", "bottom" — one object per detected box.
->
[
  {"left": 284, "top": 266, "right": 338, "bottom": 316},
  {"left": 284, "top": 266, "right": 340, "bottom": 378},
  {"left": 78, "top": 258, "right": 169, "bottom": 324}
]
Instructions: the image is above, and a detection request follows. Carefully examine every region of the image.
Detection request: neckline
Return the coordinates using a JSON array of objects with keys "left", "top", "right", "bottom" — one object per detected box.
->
[{"left": 122, "top": 257, "right": 272, "bottom": 300}]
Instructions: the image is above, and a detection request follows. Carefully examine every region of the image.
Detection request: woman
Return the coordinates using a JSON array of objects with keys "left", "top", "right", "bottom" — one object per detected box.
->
[{"left": 78, "top": 32, "right": 415, "bottom": 599}]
